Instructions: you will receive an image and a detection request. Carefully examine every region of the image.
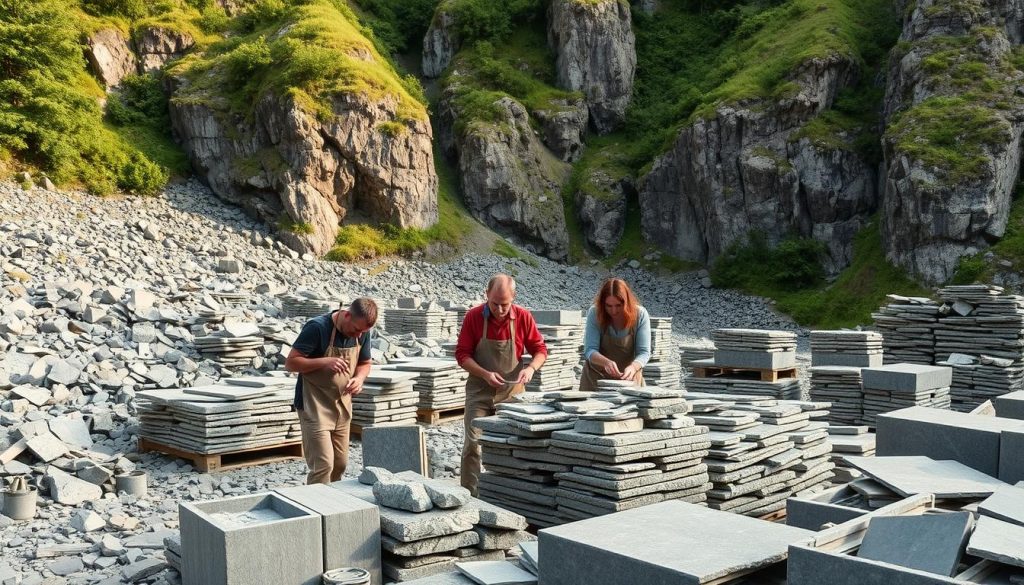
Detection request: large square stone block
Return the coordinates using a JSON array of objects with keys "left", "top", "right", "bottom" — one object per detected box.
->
[
  {"left": 861, "top": 364, "right": 952, "bottom": 393},
  {"left": 361, "top": 425, "right": 428, "bottom": 476}
]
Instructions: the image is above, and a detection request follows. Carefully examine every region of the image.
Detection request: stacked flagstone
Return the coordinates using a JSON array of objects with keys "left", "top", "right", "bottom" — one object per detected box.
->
[
  {"left": 686, "top": 392, "right": 834, "bottom": 517},
  {"left": 136, "top": 377, "right": 300, "bottom": 453},
  {"left": 642, "top": 317, "right": 681, "bottom": 389},
  {"left": 679, "top": 343, "right": 715, "bottom": 378},
  {"left": 383, "top": 301, "right": 449, "bottom": 339},
  {"left": 525, "top": 310, "right": 582, "bottom": 392},
  {"left": 934, "top": 285, "right": 1024, "bottom": 411},
  {"left": 810, "top": 330, "right": 883, "bottom": 368},
  {"left": 808, "top": 366, "right": 864, "bottom": 424},
  {"left": 684, "top": 329, "right": 801, "bottom": 400},
  {"left": 437, "top": 301, "right": 468, "bottom": 339},
  {"left": 333, "top": 469, "right": 533, "bottom": 582},
  {"left": 685, "top": 376, "right": 803, "bottom": 400},
  {"left": 871, "top": 295, "right": 940, "bottom": 364},
  {"left": 859, "top": 364, "right": 951, "bottom": 427},
  {"left": 383, "top": 358, "right": 469, "bottom": 410},
  {"left": 353, "top": 370, "right": 420, "bottom": 427},
  {"left": 827, "top": 425, "right": 875, "bottom": 483},
  {"left": 192, "top": 321, "right": 265, "bottom": 368},
  {"left": 279, "top": 290, "right": 335, "bottom": 318}
]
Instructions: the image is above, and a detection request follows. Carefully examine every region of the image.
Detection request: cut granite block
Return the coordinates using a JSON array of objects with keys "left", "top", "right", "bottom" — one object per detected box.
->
[
  {"left": 362, "top": 425, "right": 428, "bottom": 476},
  {"left": 995, "top": 391, "right": 1024, "bottom": 421},
  {"left": 538, "top": 500, "right": 812, "bottom": 585},
  {"left": 785, "top": 485, "right": 868, "bottom": 531},
  {"left": 788, "top": 545, "right": 962, "bottom": 585},
  {"left": 876, "top": 406, "right": 1024, "bottom": 477},
  {"left": 330, "top": 479, "right": 479, "bottom": 542},
  {"left": 713, "top": 350, "right": 796, "bottom": 370},
  {"left": 274, "top": 484, "right": 382, "bottom": 585},
  {"left": 472, "top": 527, "right": 534, "bottom": 551},
  {"left": 965, "top": 515, "right": 1024, "bottom": 569},
  {"left": 1001, "top": 431, "right": 1024, "bottom": 484},
  {"left": 381, "top": 531, "right": 479, "bottom": 556},
  {"left": 373, "top": 479, "right": 433, "bottom": 512},
  {"left": 811, "top": 353, "right": 883, "bottom": 368},
  {"left": 843, "top": 456, "right": 1008, "bottom": 498},
  {"left": 398, "top": 572, "right": 475, "bottom": 585},
  {"left": 180, "top": 493, "right": 323, "bottom": 585},
  {"left": 861, "top": 364, "right": 952, "bottom": 393},
  {"left": 856, "top": 512, "right": 972, "bottom": 576}
]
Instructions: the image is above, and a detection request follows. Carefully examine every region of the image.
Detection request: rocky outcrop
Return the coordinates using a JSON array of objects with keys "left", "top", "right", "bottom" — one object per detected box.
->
[
  {"left": 576, "top": 173, "right": 631, "bottom": 256},
  {"left": 169, "top": 91, "right": 438, "bottom": 257},
  {"left": 134, "top": 27, "right": 195, "bottom": 73},
  {"left": 85, "top": 29, "right": 138, "bottom": 89},
  {"left": 633, "top": 0, "right": 659, "bottom": 15},
  {"left": 880, "top": 0, "right": 1024, "bottom": 283},
  {"left": 422, "top": 3, "right": 459, "bottom": 78},
  {"left": 547, "top": 0, "right": 636, "bottom": 134},
  {"left": 639, "top": 54, "right": 877, "bottom": 272},
  {"left": 531, "top": 97, "right": 589, "bottom": 162},
  {"left": 440, "top": 76, "right": 571, "bottom": 260}
]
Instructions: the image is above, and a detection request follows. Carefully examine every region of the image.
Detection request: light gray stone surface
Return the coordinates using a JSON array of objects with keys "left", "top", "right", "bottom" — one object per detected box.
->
[
  {"left": 180, "top": 492, "right": 324, "bottom": 585},
  {"left": 362, "top": 425, "right": 428, "bottom": 476},
  {"left": 788, "top": 545, "right": 963, "bottom": 585},
  {"left": 995, "top": 391, "right": 1024, "bottom": 420},
  {"left": 538, "top": 500, "right": 812, "bottom": 585},
  {"left": 966, "top": 515, "right": 1024, "bottom": 569},
  {"left": 978, "top": 485, "right": 1024, "bottom": 527},
  {"left": 713, "top": 349, "right": 796, "bottom": 370},
  {"left": 861, "top": 364, "right": 953, "bottom": 392},
  {"left": 330, "top": 479, "right": 479, "bottom": 542},
  {"left": 45, "top": 467, "right": 103, "bottom": 505},
  {"left": 275, "top": 484, "right": 382, "bottom": 585},
  {"left": 456, "top": 560, "right": 537, "bottom": 585},
  {"left": 856, "top": 512, "right": 972, "bottom": 576},
  {"left": 843, "top": 456, "right": 1008, "bottom": 498},
  {"left": 785, "top": 485, "right": 868, "bottom": 531},
  {"left": 373, "top": 478, "right": 434, "bottom": 512}
]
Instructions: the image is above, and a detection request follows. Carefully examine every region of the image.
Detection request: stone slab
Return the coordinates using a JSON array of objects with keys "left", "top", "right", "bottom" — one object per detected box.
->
[
  {"left": 857, "top": 512, "right": 972, "bottom": 576},
  {"left": 1001, "top": 431, "right": 1024, "bottom": 484},
  {"left": 713, "top": 350, "right": 796, "bottom": 370},
  {"left": 785, "top": 485, "right": 868, "bottom": 531},
  {"left": 788, "top": 545, "right": 962, "bottom": 585},
  {"left": 965, "top": 515, "right": 1024, "bottom": 568},
  {"left": 456, "top": 560, "right": 537, "bottom": 585},
  {"left": 843, "top": 456, "right": 1008, "bottom": 498},
  {"left": 538, "top": 500, "right": 812, "bottom": 585},
  {"left": 995, "top": 391, "right": 1024, "bottom": 420},
  {"left": 876, "top": 406, "right": 1024, "bottom": 477},
  {"left": 861, "top": 364, "right": 952, "bottom": 392},
  {"left": 275, "top": 484, "right": 382, "bottom": 585},
  {"left": 361, "top": 425, "right": 428, "bottom": 476},
  {"left": 180, "top": 493, "right": 323, "bottom": 585},
  {"left": 978, "top": 485, "right": 1024, "bottom": 527},
  {"left": 329, "top": 479, "right": 479, "bottom": 542}
]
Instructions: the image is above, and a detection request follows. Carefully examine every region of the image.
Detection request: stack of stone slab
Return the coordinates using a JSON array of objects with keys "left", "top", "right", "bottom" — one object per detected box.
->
[
  {"left": 551, "top": 385, "right": 712, "bottom": 522},
  {"left": 437, "top": 301, "right": 468, "bottom": 339},
  {"left": 859, "top": 364, "right": 952, "bottom": 427},
  {"left": 679, "top": 343, "right": 715, "bottom": 378},
  {"left": 383, "top": 300, "right": 449, "bottom": 340},
  {"left": 686, "top": 375, "right": 803, "bottom": 401},
  {"left": 810, "top": 330, "right": 883, "bottom": 368},
  {"left": 332, "top": 469, "right": 533, "bottom": 582},
  {"left": 193, "top": 321, "right": 265, "bottom": 368},
  {"left": 642, "top": 317, "right": 681, "bottom": 389},
  {"left": 685, "top": 329, "right": 802, "bottom": 400},
  {"left": 686, "top": 392, "right": 834, "bottom": 517},
  {"left": 934, "top": 285, "right": 1024, "bottom": 412},
  {"left": 808, "top": 367, "right": 864, "bottom": 424},
  {"left": 383, "top": 358, "right": 469, "bottom": 411},
  {"left": 279, "top": 290, "right": 336, "bottom": 318},
  {"left": 827, "top": 425, "right": 875, "bottom": 483},
  {"left": 871, "top": 295, "right": 940, "bottom": 364},
  {"left": 353, "top": 370, "right": 420, "bottom": 427},
  {"left": 137, "top": 378, "right": 299, "bottom": 454},
  {"left": 525, "top": 311, "right": 582, "bottom": 393}
]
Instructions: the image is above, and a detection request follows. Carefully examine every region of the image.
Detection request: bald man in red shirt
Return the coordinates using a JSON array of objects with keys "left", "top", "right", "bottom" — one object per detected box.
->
[{"left": 455, "top": 274, "right": 548, "bottom": 494}]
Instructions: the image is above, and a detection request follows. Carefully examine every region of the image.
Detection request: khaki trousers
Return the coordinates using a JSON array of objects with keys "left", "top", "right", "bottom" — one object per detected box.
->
[
  {"left": 461, "top": 385, "right": 497, "bottom": 496},
  {"left": 298, "top": 406, "right": 351, "bottom": 484}
]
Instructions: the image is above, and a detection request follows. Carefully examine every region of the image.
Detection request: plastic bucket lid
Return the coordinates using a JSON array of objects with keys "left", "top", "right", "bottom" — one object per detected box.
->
[{"left": 322, "top": 568, "right": 371, "bottom": 585}]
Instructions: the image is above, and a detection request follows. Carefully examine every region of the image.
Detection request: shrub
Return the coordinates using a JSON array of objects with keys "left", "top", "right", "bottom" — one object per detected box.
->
[{"left": 712, "top": 232, "right": 825, "bottom": 292}]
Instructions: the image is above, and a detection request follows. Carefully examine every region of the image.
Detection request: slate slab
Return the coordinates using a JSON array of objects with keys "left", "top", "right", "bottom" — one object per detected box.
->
[
  {"left": 995, "top": 391, "right": 1024, "bottom": 420},
  {"left": 786, "top": 485, "right": 868, "bottom": 531},
  {"left": 538, "top": 500, "right": 812, "bottom": 585},
  {"left": 1001, "top": 430, "right": 1024, "bottom": 484},
  {"left": 788, "top": 545, "right": 963, "bottom": 585},
  {"left": 456, "top": 560, "right": 537, "bottom": 585},
  {"left": 966, "top": 515, "right": 1024, "bottom": 569},
  {"left": 978, "top": 485, "right": 1024, "bottom": 527},
  {"left": 843, "top": 456, "right": 1008, "bottom": 498},
  {"left": 362, "top": 425, "right": 428, "bottom": 476},
  {"left": 861, "top": 364, "right": 952, "bottom": 392},
  {"left": 330, "top": 480, "right": 479, "bottom": 542},
  {"left": 857, "top": 512, "right": 972, "bottom": 576}
]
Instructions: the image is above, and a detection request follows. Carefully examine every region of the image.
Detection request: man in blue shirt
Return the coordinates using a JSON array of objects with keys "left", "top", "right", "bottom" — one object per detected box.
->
[{"left": 285, "top": 298, "right": 376, "bottom": 484}]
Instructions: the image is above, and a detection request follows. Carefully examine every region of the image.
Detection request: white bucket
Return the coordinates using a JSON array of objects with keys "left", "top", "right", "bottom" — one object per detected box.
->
[{"left": 322, "top": 567, "right": 371, "bottom": 585}]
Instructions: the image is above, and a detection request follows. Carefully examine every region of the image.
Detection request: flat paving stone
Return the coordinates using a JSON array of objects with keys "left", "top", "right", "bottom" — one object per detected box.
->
[
  {"left": 966, "top": 515, "right": 1024, "bottom": 569},
  {"left": 856, "top": 512, "right": 972, "bottom": 576},
  {"left": 978, "top": 485, "right": 1024, "bottom": 527},
  {"left": 843, "top": 456, "right": 1008, "bottom": 498},
  {"left": 456, "top": 560, "right": 537, "bottom": 585}
]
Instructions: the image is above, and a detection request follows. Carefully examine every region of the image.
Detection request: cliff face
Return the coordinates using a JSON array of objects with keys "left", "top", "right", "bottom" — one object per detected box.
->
[
  {"left": 422, "top": 2, "right": 459, "bottom": 78},
  {"left": 639, "top": 55, "right": 877, "bottom": 273},
  {"left": 439, "top": 72, "right": 571, "bottom": 261},
  {"left": 880, "top": 0, "right": 1024, "bottom": 283},
  {"left": 85, "top": 28, "right": 137, "bottom": 89},
  {"left": 547, "top": 0, "right": 636, "bottom": 134}
]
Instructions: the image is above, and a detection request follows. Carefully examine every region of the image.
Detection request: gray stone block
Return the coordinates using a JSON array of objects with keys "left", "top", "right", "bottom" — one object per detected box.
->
[
  {"left": 330, "top": 479, "right": 480, "bottom": 542},
  {"left": 995, "top": 391, "right": 1024, "bottom": 421},
  {"left": 843, "top": 456, "right": 1008, "bottom": 498},
  {"left": 530, "top": 310, "right": 581, "bottom": 326},
  {"left": 275, "top": 484, "right": 382, "bottom": 585},
  {"left": 373, "top": 479, "right": 433, "bottom": 512},
  {"left": 788, "top": 545, "right": 962, "bottom": 585},
  {"left": 180, "top": 492, "right": 323, "bottom": 585},
  {"left": 785, "top": 485, "right": 868, "bottom": 531},
  {"left": 965, "top": 515, "right": 1024, "bottom": 569},
  {"left": 857, "top": 512, "right": 972, "bottom": 576},
  {"left": 538, "top": 501, "right": 812, "bottom": 585},
  {"left": 876, "top": 406, "right": 1024, "bottom": 477},
  {"left": 1001, "top": 430, "right": 1024, "bottom": 484},
  {"left": 861, "top": 364, "right": 952, "bottom": 393},
  {"left": 811, "top": 353, "right": 883, "bottom": 368},
  {"left": 713, "top": 350, "right": 796, "bottom": 370},
  {"left": 362, "top": 425, "right": 428, "bottom": 476},
  {"left": 978, "top": 485, "right": 1024, "bottom": 527}
]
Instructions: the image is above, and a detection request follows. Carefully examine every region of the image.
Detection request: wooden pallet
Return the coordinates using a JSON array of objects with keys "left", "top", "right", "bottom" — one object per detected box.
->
[
  {"left": 416, "top": 405, "right": 465, "bottom": 425},
  {"left": 137, "top": 437, "right": 303, "bottom": 473},
  {"left": 692, "top": 365, "right": 798, "bottom": 383},
  {"left": 758, "top": 508, "right": 788, "bottom": 523}
]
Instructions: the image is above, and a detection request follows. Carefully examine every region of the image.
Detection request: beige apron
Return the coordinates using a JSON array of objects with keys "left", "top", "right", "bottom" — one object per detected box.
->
[
  {"left": 461, "top": 314, "right": 524, "bottom": 493},
  {"left": 298, "top": 314, "right": 359, "bottom": 484},
  {"left": 579, "top": 324, "right": 644, "bottom": 391}
]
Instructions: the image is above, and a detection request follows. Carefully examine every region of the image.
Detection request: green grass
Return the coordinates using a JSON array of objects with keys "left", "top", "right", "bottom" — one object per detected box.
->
[
  {"left": 277, "top": 216, "right": 315, "bottom": 234},
  {"left": 492, "top": 239, "right": 539, "bottom": 266},
  {"left": 712, "top": 220, "right": 931, "bottom": 328}
]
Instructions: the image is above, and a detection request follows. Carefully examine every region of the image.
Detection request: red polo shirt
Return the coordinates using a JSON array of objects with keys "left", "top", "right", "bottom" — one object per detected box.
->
[{"left": 455, "top": 304, "right": 548, "bottom": 366}]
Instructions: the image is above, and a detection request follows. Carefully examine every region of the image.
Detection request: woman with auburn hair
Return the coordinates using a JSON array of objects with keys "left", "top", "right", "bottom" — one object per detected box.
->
[{"left": 579, "top": 277, "right": 652, "bottom": 391}]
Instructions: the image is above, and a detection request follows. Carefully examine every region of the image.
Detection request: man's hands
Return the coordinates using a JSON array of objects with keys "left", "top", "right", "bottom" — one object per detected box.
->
[
  {"left": 344, "top": 376, "right": 364, "bottom": 396},
  {"left": 484, "top": 371, "right": 506, "bottom": 389},
  {"left": 515, "top": 366, "right": 536, "bottom": 385},
  {"left": 621, "top": 362, "right": 640, "bottom": 381},
  {"left": 322, "top": 356, "right": 351, "bottom": 376},
  {"left": 602, "top": 360, "right": 623, "bottom": 379}
]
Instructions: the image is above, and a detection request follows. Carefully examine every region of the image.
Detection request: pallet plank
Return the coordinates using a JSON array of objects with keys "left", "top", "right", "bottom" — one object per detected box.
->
[
  {"left": 138, "top": 437, "right": 303, "bottom": 472},
  {"left": 416, "top": 406, "right": 465, "bottom": 425}
]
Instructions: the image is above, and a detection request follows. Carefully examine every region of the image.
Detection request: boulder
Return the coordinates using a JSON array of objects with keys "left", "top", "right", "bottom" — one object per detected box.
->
[
  {"left": 85, "top": 28, "right": 138, "bottom": 88},
  {"left": 134, "top": 26, "right": 195, "bottom": 73},
  {"left": 531, "top": 97, "right": 589, "bottom": 162},
  {"left": 575, "top": 170, "right": 631, "bottom": 256},
  {"left": 422, "top": 3, "right": 459, "bottom": 78}
]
